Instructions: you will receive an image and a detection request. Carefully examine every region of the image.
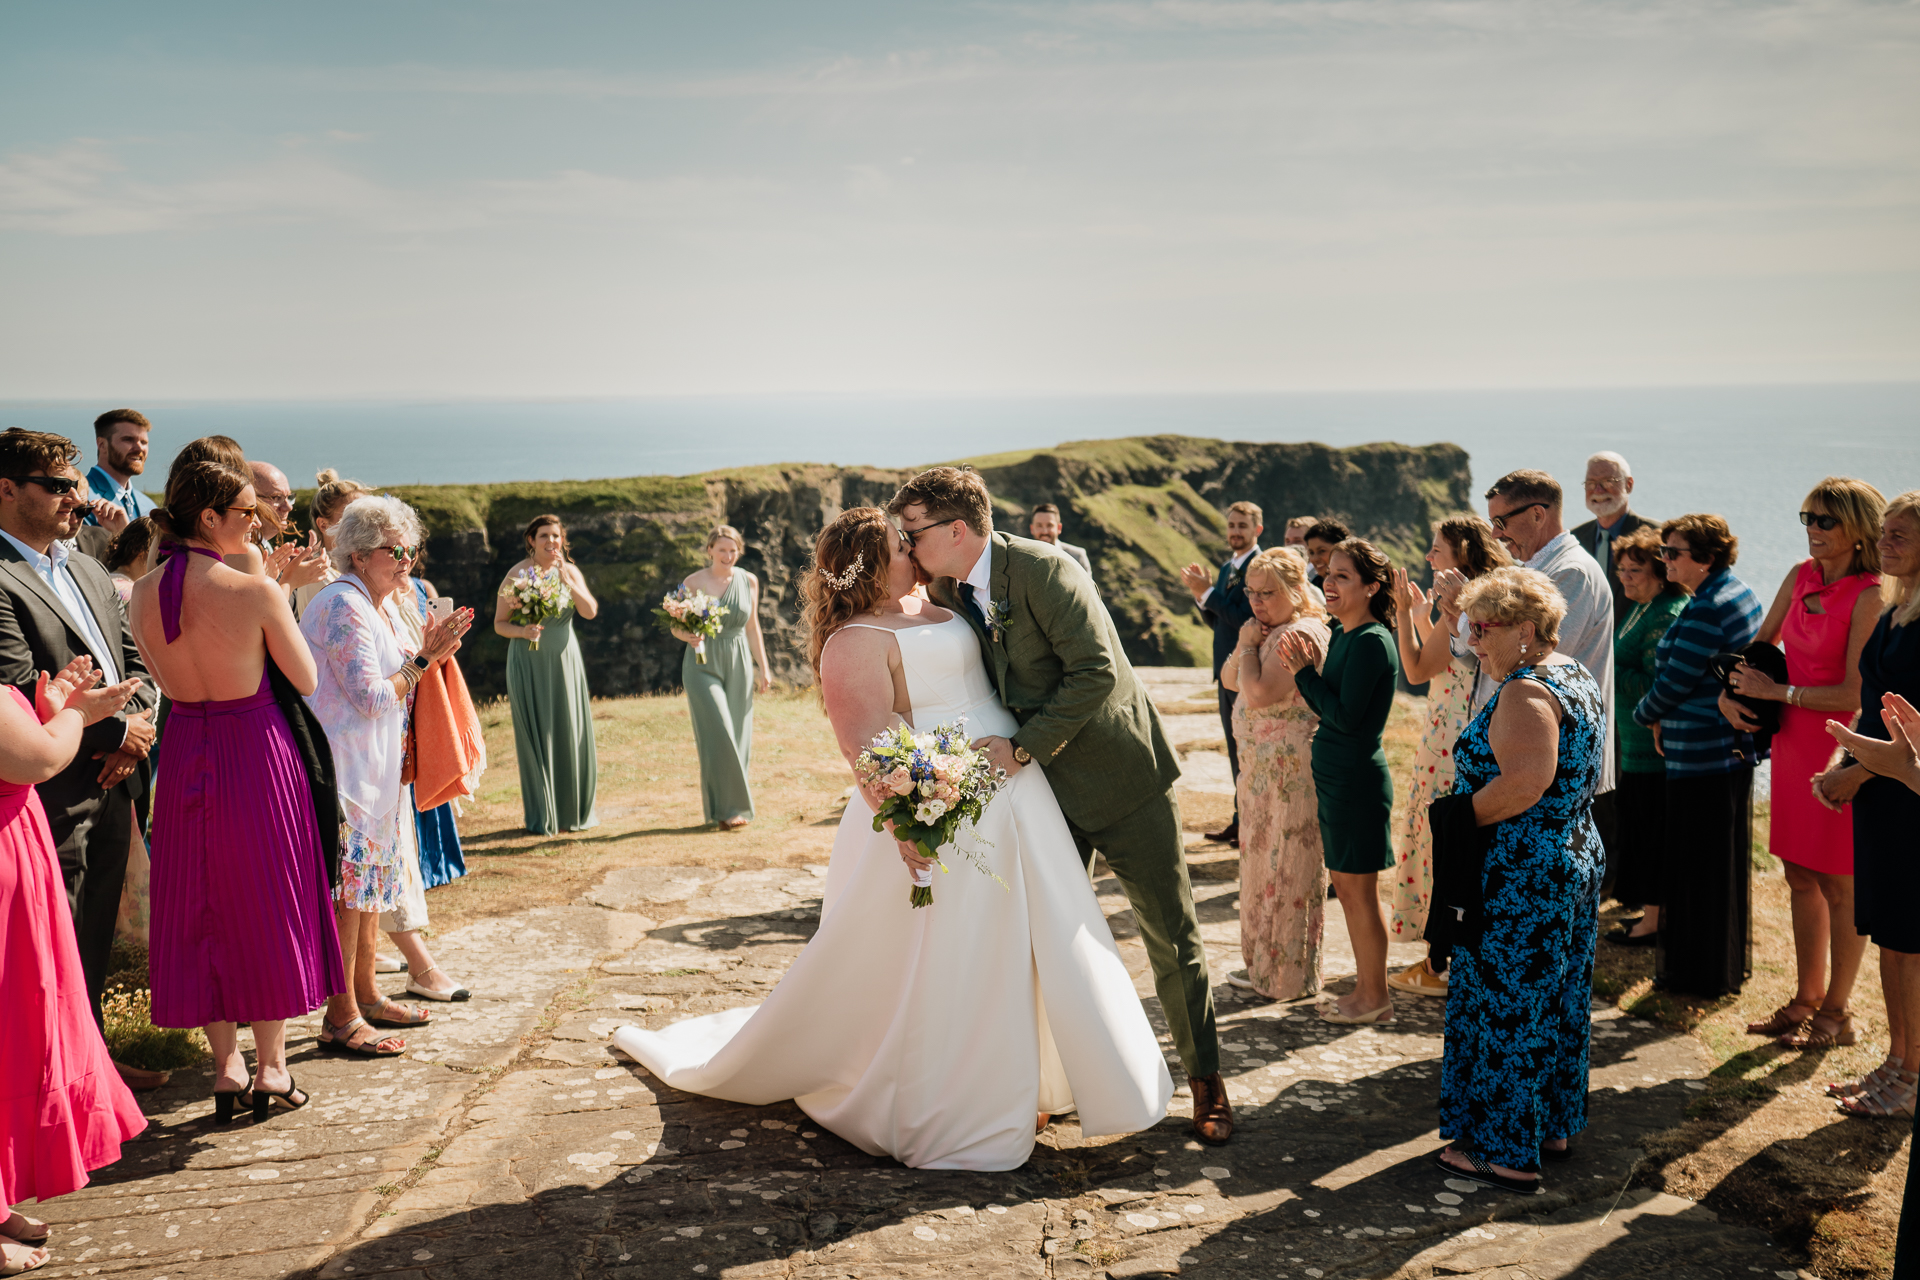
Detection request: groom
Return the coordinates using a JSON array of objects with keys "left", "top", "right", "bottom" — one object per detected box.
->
[{"left": 888, "top": 467, "right": 1231, "bottom": 1145}]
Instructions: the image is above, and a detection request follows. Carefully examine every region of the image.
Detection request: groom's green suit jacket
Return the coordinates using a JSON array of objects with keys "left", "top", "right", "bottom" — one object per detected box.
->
[{"left": 930, "top": 532, "right": 1182, "bottom": 831}]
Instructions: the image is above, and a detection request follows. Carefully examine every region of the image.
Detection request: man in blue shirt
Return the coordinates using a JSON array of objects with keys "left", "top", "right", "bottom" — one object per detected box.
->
[{"left": 83, "top": 408, "right": 156, "bottom": 530}]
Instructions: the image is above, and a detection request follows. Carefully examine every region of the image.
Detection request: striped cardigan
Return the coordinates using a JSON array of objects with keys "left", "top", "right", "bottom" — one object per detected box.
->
[{"left": 1631, "top": 568, "right": 1765, "bottom": 775}]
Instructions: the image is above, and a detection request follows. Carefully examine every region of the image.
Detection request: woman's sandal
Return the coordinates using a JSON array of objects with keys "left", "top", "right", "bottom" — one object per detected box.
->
[
  {"left": 252, "top": 1075, "right": 309, "bottom": 1121},
  {"left": 1745, "top": 1002, "right": 1817, "bottom": 1038},
  {"left": 360, "top": 999, "right": 432, "bottom": 1028},
  {"left": 1780, "top": 1008, "right": 1856, "bottom": 1050},
  {"left": 0, "top": 1215, "right": 48, "bottom": 1248},
  {"left": 1, "top": 1239, "right": 50, "bottom": 1277},
  {"left": 1826, "top": 1055, "right": 1901, "bottom": 1099},
  {"left": 1837, "top": 1068, "right": 1919, "bottom": 1120},
  {"left": 404, "top": 964, "right": 471, "bottom": 1003},
  {"left": 318, "top": 1015, "right": 406, "bottom": 1057},
  {"left": 1433, "top": 1148, "right": 1543, "bottom": 1195},
  {"left": 1317, "top": 999, "right": 1394, "bottom": 1025},
  {"left": 211, "top": 1086, "right": 254, "bottom": 1126}
]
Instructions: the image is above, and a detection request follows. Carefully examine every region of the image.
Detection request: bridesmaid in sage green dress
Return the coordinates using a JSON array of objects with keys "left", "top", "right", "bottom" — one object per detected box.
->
[
  {"left": 495, "top": 514, "right": 600, "bottom": 835},
  {"left": 673, "top": 525, "right": 773, "bottom": 830}
]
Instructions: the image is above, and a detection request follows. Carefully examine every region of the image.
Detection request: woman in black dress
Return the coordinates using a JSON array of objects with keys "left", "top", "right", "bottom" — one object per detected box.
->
[{"left": 1817, "top": 490, "right": 1920, "bottom": 1119}]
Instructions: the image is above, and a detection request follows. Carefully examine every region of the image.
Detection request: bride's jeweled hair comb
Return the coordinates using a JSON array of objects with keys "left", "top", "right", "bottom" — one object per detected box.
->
[{"left": 821, "top": 551, "right": 864, "bottom": 591}]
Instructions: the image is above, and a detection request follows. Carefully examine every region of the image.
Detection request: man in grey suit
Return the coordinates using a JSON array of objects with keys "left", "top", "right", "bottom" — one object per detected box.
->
[
  {"left": 0, "top": 429, "right": 159, "bottom": 1025},
  {"left": 1027, "top": 503, "right": 1094, "bottom": 583}
]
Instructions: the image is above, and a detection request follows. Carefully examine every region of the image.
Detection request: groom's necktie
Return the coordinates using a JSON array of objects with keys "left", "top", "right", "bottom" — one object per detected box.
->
[{"left": 958, "top": 582, "right": 987, "bottom": 630}]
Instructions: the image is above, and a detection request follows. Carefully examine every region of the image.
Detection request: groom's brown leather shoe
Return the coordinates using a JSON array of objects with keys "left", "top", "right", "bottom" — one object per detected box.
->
[{"left": 1190, "top": 1072, "right": 1234, "bottom": 1145}]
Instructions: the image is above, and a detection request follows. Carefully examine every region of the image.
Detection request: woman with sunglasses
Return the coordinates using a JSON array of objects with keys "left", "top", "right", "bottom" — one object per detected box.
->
[
  {"left": 1631, "top": 514, "right": 1765, "bottom": 998},
  {"left": 300, "top": 496, "right": 475, "bottom": 1059},
  {"left": 1719, "top": 479, "right": 1884, "bottom": 1051}
]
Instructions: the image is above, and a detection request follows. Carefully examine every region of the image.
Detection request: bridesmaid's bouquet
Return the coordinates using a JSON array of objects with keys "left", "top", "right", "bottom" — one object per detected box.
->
[
  {"left": 498, "top": 566, "right": 571, "bottom": 651},
  {"left": 854, "top": 720, "right": 1010, "bottom": 907},
  {"left": 654, "top": 587, "right": 728, "bottom": 665}
]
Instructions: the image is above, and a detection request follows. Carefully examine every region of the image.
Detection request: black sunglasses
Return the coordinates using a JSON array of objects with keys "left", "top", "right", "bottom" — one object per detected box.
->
[
  {"left": 1659, "top": 545, "right": 1698, "bottom": 562},
  {"left": 1799, "top": 511, "right": 1842, "bottom": 531},
  {"left": 897, "top": 519, "right": 957, "bottom": 549},
  {"left": 1489, "top": 501, "right": 1547, "bottom": 532},
  {"left": 12, "top": 475, "right": 82, "bottom": 496}
]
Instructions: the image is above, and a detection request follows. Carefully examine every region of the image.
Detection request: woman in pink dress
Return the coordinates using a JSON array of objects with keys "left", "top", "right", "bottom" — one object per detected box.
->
[
  {"left": 1722, "top": 477, "right": 1884, "bottom": 1050},
  {"left": 0, "top": 656, "right": 147, "bottom": 1276},
  {"left": 1220, "top": 548, "right": 1332, "bottom": 1000}
]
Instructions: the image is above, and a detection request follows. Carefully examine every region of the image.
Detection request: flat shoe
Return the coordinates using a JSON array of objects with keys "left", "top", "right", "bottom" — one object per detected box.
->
[
  {"left": 1781, "top": 1010, "right": 1857, "bottom": 1050},
  {"left": 1, "top": 1238, "right": 50, "bottom": 1276},
  {"left": 1387, "top": 959, "right": 1448, "bottom": 998},
  {"left": 360, "top": 999, "right": 432, "bottom": 1027},
  {"left": 1434, "top": 1148, "right": 1542, "bottom": 1195},
  {"left": 318, "top": 1016, "right": 405, "bottom": 1058},
  {"left": 405, "top": 979, "right": 471, "bottom": 1002},
  {"left": 373, "top": 954, "right": 408, "bottom": 974},
  {"left": 1224, "top": 969, "right": 1258, "bottom": 991},
  {"left": 1604, "top": 928, "right": 1657, "bottom": 947},
  {"left": 1746, "top": 1002, "right": 1817, "bottom": 1038},
  {"left": 0, "top": 1214, "right": 47, "bottom": 1248},
  {"left": 1318, "top": 999, "right": 1393, "bottom": 1025}
]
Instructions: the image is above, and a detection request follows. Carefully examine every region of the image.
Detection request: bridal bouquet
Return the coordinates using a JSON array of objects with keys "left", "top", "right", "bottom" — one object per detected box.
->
[
  {"left": 498, "top": 566, "right": 571, "bottom": 651},
  {"left": 854, "top": 720, "right": 1010, "bottom": 907},
  {"left": 654, "top": 587, "right": 728, "bottom": 664}
]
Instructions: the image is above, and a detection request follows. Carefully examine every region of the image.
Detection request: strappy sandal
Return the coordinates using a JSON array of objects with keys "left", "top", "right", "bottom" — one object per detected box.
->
[
  {"left": 211, "top": 1086, "right": 254, "bottom": 1126},
  {"left": 1745, "top": 1002, "right": 1817, "bottom": 1038},
  {"left": 1826, "top": 1055, "right": 1901, "bottom": 1099},
  {"left": 1780, "top": 1008, "right": 1857, "bottom": 1050},
  {"left": 252, "top": 1075, "right": 309, "bottom": 1121},
  {"left": 1433, "top": 1148, "right": 1542, "bottom": 1195},
  {"left": 1837, "top": 1068, "right": 1919, "bottom": 1120},
  {"left": 319, "top": 1015, "right": 406, "bottom": 1057},
  {"left": 360, "top": 999, "right": 432, "bottom": 1028},
  {"left": 1, "top": 1239, "right": 50, "bottom": 1277},
  {"left": 0, "top": 1215, "right": 47, "bottom": 1248}
]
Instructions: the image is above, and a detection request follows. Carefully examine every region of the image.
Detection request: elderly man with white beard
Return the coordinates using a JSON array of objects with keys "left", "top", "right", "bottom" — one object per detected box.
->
[{"left": 1572, "top": 451, "right": 1656, "bottom": 629}]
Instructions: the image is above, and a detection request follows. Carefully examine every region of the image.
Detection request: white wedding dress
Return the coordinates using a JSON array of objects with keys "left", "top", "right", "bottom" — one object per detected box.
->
[{"left": 611, "top": 614, "right": 1173, "bottom": 1170}]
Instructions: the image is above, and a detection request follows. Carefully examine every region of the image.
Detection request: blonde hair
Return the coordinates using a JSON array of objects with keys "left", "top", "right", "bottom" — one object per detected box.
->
[
  {"left": 1803, "top": 476, "right": 1885, "bottom": 578},
  {"left": 1456, "top": 566, "right": 1569, "bottom": 646},
  {"left": 1884, "top": 490, "right": 1920, "bottom": 629},
  {"left": 706, "top": 524, "right": 745, "bottom": 555},
  {"left": 311, "top": 468, "right": 373, "bottom": 526},
  {"left": 800, "top": 508, "right": 898, "bottom": 677},
  {"left": 1244, "top": 548, "right": 1325, "bottom": 619},
  {"left": 1227, "top": 500, "right": 1264, "bottom": 526}
]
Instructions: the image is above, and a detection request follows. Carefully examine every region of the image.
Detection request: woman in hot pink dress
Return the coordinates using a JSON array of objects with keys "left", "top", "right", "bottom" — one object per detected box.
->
[
  {"left": 1723, "top": 477, "right": 1884, "bottom": 1051},
  {"left": 0, "top": 657, "right": 148, "bottom": 1276}
]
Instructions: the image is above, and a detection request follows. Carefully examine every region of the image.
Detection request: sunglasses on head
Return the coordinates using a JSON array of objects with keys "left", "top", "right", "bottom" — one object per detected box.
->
[
  {"left": 1799, "top": 511, "right": 1842, "bottom": 531},
  {"left": 1489, "top": 501, "right": 1547, "bottom": 531},
  {"left": 12, "top": 474, "right": 82, "bottom": 496}
]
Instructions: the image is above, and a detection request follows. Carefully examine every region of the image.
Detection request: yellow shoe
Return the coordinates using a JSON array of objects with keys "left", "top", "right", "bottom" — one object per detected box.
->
[{"left": 1387, "top": 958, "right": 1448, "bottom": 998}]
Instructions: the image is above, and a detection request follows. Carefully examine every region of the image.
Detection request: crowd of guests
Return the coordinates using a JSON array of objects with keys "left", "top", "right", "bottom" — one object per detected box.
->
[
  {"left": 0, "top": 410, "right": 617, "bottom": 1274},
  {"left": 1190, "top": 456, "right": 1920, "bottom": 1192}
]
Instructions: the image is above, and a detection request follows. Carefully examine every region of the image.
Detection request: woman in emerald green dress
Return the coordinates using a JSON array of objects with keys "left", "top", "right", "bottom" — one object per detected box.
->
[
  {"left": 671, "top": 525, "right": 773, "bottom": 830},
  {"left": 1279, "top": 537, "right": 1402, "bottom": 1026},
  {"left": 495, "top": 514, "right": 600, "bottom": 835}
]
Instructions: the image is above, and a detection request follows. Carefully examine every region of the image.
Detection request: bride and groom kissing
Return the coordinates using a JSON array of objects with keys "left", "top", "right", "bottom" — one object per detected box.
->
[{"left": 613, "top": 467, "right": 1230, "bottom": 1170}]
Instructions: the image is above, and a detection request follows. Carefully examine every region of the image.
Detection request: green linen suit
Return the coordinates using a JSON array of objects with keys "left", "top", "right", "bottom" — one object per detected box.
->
[{"left": 930, "top": 532, "right": 1219, "bottom": 1080}]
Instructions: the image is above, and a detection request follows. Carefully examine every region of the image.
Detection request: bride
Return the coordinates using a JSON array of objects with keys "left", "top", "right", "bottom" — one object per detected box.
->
[{"left": 612, "top": 507, "right": 1172, "bottom": 1170}]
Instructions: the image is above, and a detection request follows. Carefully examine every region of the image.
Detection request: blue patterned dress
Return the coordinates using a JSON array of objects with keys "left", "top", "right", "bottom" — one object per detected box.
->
[{"left": 1439, "top": 659, "right": 1606, "bottom": 1170}]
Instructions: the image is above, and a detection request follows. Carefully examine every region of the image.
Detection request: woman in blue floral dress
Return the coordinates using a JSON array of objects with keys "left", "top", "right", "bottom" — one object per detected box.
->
[{"left": 1437, "top": 566, "right": 1607, "bottom": 1192}]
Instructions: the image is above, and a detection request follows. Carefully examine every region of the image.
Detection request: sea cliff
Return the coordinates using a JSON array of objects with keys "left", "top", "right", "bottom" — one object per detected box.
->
[{"left": 309, "top": 435, "right": 1472, "bottom": 701}]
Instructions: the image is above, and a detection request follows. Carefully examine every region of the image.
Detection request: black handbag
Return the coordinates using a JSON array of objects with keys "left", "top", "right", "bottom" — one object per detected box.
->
[{"left": 1709, "top": 641, "right": 1789, "bottom": 755}]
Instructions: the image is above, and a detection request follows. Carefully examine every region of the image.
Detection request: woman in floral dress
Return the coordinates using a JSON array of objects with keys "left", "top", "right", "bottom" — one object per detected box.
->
[
  {"left": 1221, "top": 548, "right": 1332, "bottom": 1000},
  {"left": 1387, "top": 517, "right": 1509, "bottom": 998}
]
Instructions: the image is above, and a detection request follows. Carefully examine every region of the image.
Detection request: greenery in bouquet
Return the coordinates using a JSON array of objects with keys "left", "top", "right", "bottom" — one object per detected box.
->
[
  {"left": 497, "top": 566, "right": 571, "bottom": 650},
  {"left": 653, "top": 586, "right": 728, "bottom": 665},
  {"left": 855, "top": 720, "right": 1011, "bottom": 907}
]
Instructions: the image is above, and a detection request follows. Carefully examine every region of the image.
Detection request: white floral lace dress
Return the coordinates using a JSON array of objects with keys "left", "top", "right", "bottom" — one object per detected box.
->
[{"left": 1389, "top": 652, "right": 1477, "bottom": 940}]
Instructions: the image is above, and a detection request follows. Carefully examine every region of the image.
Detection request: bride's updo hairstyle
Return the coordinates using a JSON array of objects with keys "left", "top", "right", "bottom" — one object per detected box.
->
[{"left": 801, "top": 507, "right": 897, "bottom": 677}]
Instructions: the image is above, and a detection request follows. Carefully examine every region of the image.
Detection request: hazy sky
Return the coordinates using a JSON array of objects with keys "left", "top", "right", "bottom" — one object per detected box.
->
[{"left": 3, "top": 1, "right": 1916, "bottom": 398}]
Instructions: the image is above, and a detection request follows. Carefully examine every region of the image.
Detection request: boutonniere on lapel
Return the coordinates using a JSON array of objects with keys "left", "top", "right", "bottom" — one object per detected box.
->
[
  {"left": 983, "top": 599, "right": 1012, "bottom": 644},
  {"left": 1228, "top": 563, "right": 1248, "bottom": 591}
]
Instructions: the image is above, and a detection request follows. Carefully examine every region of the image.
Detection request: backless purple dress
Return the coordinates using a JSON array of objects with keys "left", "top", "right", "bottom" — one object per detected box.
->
[{"left": 147, "top": 545, "right": 344, "bottom": 1027}]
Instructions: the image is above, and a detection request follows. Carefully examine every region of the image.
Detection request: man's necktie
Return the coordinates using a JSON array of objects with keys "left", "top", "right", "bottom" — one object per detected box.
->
[
  {"left": 958, "top": 582, "right": 987, "bottom": 629},
  {"left": 1595, "top": 528, "right": 1611, "bottom": 572}
]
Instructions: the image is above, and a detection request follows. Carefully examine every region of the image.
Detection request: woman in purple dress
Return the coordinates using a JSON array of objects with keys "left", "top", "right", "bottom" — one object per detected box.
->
[{"left": 129, "top": 460, "right": 347, "bottom": 1120}]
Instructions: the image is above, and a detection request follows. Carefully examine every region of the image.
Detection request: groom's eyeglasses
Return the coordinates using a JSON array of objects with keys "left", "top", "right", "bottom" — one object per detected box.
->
[{"left": 898, "top": 519, "right": 959, "bottom": 548}]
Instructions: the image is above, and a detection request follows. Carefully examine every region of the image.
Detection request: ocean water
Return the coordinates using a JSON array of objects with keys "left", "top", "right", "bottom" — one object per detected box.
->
[{"left": 5, "top": 383, "right": 1915, "bottom": 598}]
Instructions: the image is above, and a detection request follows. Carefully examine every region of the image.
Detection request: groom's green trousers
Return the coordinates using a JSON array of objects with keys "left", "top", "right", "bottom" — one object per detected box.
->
[{"left": 1067, "top": 790, "right": 1219, "bottom": 1081}]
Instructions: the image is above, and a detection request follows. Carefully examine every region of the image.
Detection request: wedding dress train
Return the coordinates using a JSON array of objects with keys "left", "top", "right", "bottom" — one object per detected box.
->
[{"left": 611, "top": 613, "right": 1172, "bottom": 1170}]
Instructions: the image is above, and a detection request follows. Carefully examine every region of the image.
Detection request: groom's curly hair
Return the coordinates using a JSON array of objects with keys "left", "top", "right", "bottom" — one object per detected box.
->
[
  {"left": 801, "top": 507, "right": 899, "bottom": 678},
  {"left": 885, "top": 467, "right": 992, "bottom": 537}
]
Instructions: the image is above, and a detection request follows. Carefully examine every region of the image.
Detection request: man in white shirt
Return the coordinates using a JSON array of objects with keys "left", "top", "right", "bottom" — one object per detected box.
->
[
  {"left": 1180, "top": 502, "right": 1264, "bottom": 846},
  {"left": 1481, "top": 469, "right": 1616, "bottom": 800},
  {"left": 0, "top": 429, "right": 158, "bottom": 1026}
]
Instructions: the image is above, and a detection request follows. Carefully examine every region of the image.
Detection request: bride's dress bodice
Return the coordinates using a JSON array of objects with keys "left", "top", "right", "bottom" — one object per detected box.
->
[{"left": 892, "top": 615, "right": 1019, "bottom": 739}]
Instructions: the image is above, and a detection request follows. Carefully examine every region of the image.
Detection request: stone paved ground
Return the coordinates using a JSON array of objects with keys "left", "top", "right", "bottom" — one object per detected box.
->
[{"left": 31, "top": 668, "right": 1826, "bottom": 1279}]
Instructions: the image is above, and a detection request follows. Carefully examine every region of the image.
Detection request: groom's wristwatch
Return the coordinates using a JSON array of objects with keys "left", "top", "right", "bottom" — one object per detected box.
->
[{"left": 1012, "top": 744, "right": 1032, "bottom": 765}]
